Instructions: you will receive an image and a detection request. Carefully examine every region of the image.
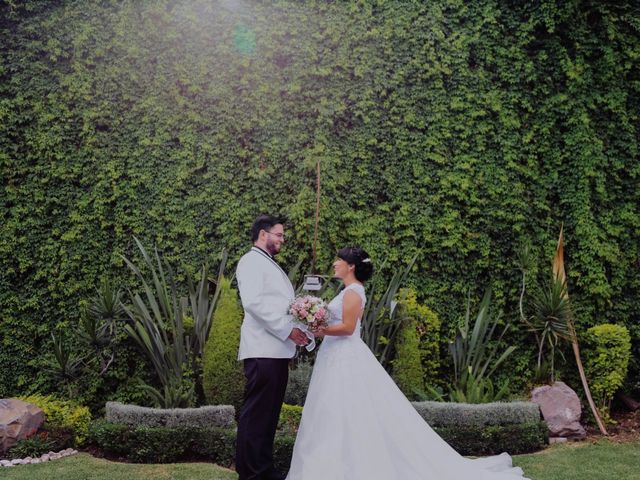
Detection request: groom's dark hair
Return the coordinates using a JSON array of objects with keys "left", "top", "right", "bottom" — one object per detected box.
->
[{"left": 251, "top": 214, "right": 286, "bottom": 242}]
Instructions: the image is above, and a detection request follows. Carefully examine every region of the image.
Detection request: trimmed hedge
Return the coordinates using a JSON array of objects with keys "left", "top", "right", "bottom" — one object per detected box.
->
[
  {"left": 105, "top": 401, "right": 235, "bottom": 429},
  {"left": 433, "top": 422, "right": 548, "bottom": 456},
  {"left": 284, "top": 361, "right": 313, "bottom": 407},
  {"left": 90, "top": 417, "right": 545, "bottom": 464},
  {"left": 89, "top": 420, "right": 295, "bottom": 466},
  {"left": 411, "top": 401, "right": 541, "bottom": 428}
]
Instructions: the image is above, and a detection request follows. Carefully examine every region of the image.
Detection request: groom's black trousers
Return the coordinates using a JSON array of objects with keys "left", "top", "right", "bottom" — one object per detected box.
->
[{"left": 236, "top": 358, "right": 289, "bottom": 480}]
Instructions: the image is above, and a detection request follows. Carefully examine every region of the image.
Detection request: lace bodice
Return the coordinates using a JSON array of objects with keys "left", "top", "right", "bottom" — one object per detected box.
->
[{"left": 326, "top": 283, "right": 367, "bottom": 337}]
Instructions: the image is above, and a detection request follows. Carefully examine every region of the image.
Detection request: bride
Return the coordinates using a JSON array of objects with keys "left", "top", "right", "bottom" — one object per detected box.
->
[{"left": 286, "top": 246, "right": 530, "bottom": 480}]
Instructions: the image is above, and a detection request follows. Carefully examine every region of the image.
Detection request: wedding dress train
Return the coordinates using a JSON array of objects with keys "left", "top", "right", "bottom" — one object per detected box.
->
[{"left": 286, "top": 283, "right": 530, "bottom": 480}]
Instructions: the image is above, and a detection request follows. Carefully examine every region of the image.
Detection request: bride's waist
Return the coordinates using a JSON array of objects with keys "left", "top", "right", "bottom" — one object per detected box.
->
[{"left": 322, "top": 331, "right": 361, "bottom": 343}]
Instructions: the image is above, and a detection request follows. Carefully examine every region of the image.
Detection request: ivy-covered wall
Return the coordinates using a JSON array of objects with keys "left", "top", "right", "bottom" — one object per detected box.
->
[{"left": 1, "top": 0, "right": 638, "bottom": 397}]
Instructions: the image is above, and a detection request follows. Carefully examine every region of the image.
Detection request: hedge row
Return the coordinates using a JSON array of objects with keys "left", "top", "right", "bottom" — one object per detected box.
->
[
  {"left": 89, "top": 419, "right": 546, "bottom": 464},
  {"left": 89, "top": 420, "right": 295, "bottom": 468},
  {"left": 411, "top": 401, "right": 542, "bottom": 428},
  {"left": 105, "top": 401, "right": 235, "bottom": 429}
]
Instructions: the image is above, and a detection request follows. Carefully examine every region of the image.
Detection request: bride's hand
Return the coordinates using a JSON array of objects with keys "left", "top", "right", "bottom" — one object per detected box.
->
[{"left": 312, "top": 326, "right": 326, "bottom": 338}]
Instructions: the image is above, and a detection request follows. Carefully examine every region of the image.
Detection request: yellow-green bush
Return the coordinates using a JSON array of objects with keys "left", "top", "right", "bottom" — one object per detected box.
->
[
  {"left": 583, "top": 324, "right": 631, "bottom": 422},
  {"left": 19, "top": 394, "right": 91, "bottom": 446},
  {"left": 277, "top": 404, "right": 303, "bottom": 436},
  {"left": 202, "top": 277, "right": 244, "bottom": 411},
  {"left": 392, "top": 314, "right": 424, "bottom": 398},
  {"left": 393, "top": 289, "right": 441, "bottom": 397}
]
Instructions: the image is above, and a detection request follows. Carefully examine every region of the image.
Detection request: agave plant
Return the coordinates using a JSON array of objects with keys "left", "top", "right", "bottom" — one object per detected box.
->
[
  {"left": 43, "top": 331, "right": 84, "bottom": 381},
  {"left": 76, "top": 279, "right": 126, "bottom": 374},
  {"left": 182, "top": 250, "right": 228, "bottom": 361},
  {"left": 448, "top": 369, "right": 510, "bottom": 404},
  {"left": 361, "top": 255, "right": 417, "bottom": 371},
  {"left": 524, "top": 275, "right": 572, "bottom": 382},
  {"left": 121, "top": 237, "right": 226, "bottom": 408},
  {"left": 448, "top": 288, "right": 516, "bottom": 403}
]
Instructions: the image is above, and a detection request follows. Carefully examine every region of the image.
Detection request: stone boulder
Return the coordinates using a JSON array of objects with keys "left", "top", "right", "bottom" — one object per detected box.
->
[
  {"left": 531, "top": 381, "right": 586, "bottom": 439},
  {"left": 0, "top": 399, "right": 45, "bottom": 453}
]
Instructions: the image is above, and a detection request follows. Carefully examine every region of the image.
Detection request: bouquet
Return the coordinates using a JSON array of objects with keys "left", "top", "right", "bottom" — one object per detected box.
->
[{"left": 289, "top": 295, "right": 330, "bottom": 331}]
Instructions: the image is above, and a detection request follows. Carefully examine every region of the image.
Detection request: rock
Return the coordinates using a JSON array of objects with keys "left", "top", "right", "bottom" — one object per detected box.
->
[
  {"left": 531, "top": 381, "right": 586, "bottom": 439},
  {"left": 0, "top": 399, "right": 45, "bottom": 453},
  {"left": 41, "top": 454, "right": 50, "bottom": 462},
  {"left": 10, "top": 459, "right": 22, "bottom": 465},
  {"left": 0, "top": 459, "right": 11, "bottom": 466},
  {"left": 549, "top": 437, "right": 568, "bottom": 444},
  {"left": 31, "top": 458, "right": 41, "bottom": 464}
]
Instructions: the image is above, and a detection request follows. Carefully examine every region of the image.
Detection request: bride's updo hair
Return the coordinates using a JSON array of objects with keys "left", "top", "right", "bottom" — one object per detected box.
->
[{"left": 337, "top": 246, "right": 374, "bottom": 282}]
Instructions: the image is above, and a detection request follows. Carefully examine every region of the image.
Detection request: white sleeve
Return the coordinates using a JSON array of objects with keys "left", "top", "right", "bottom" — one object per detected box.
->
[{"left": 236, "top": 257, "right": 295, "bottom": 341}]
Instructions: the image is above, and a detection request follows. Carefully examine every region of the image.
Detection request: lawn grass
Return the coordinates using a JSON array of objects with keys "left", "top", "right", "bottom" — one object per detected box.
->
[
  {"left": 2, "top": 441, "right": 639, "bottom": 479},
  {"left": 514, "top": 440, "right": 640, "bottom": 480},
  {"left": 1, "top": 453, "right": 237, "bottom": 480}
]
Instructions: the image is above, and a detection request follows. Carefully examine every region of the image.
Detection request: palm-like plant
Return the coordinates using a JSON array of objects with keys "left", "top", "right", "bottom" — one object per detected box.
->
[
  {"left": 448, "top": 289, "right": 516, "bottom": 403},
  {"left": 518, "top": 226, "right": 607, "bottom": 435},
  {"left": 525, "top": 276, "right": 572, "bottom": 382},
  {"left": 77, "top": 279, "right": 126, "bottom": 374},
  {"left": 121, "top": 237, "right": 226, "bottom": 408},
  {"left": 361, "top": 255, "right": 417, "bottom": 370}
]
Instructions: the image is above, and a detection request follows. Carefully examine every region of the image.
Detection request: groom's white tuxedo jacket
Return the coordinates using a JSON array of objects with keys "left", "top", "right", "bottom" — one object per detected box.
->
[{"left": 236, "top": 246, "right": 297, "bottom": 361}]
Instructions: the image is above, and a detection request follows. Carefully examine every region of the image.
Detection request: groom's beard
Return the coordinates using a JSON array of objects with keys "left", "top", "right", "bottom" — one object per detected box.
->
[{"left": 265, "top": 239, "right": 281, "bottom": 256}]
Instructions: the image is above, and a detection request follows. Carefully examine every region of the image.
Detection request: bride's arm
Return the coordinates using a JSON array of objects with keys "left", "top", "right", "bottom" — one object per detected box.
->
[{"left": 321, "top": 291, "right": 362, "bottom": 336}]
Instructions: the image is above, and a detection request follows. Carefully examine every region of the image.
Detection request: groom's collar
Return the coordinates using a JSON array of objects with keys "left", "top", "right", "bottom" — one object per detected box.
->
[
  {"left": 252, "top": 245, "right": 274, "bottom": 259},
  {"left": 251, "top": 246, "right": 289, "bottom": 278}
]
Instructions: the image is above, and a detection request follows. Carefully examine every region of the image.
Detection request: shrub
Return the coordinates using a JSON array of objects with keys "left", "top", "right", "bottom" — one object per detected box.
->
[
  {"left": 7, "top": 432, "right": 55, "bottom": 459},
  {"left": 433, "top": 422, "right": 548, "bottom": 456},
  {"left": 278, "top": 404, "right": 303, "bottom": 435},
  {"left": 18, "top": 395, "right": 91, "bottom": 446},
  {"left": 410, "top": 401, "right": 541, "bottom": 428},
  {"left": 89, "top": 420, "right": 294, "bottom": 466},
  {"left": 105, "top": 401, "right": 235, "bottom": 428},
  {"left": 404, "top": 288, "right": 441, "bottom": 387},
  {"left": 202, "top": 277, "right": 245, "bottom": 412},
  {"left": 285, "top": 361, "right": 313, "bottom": 406},
  {"left": 583, "top": 323, "right": 631, "bottom": 422},
  {"left": 392, "top": 314, "right": 424, "bottom": 398}
]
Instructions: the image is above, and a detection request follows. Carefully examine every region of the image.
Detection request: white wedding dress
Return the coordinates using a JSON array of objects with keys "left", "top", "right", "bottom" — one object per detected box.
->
[{"left": 286, "top": 283, "right": 530, "bottom": 480}]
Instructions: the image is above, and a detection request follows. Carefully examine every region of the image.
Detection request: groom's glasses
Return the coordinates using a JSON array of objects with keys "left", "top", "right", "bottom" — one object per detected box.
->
[{"left": 264, "top": 230, "right": 285, "bottom": 240}]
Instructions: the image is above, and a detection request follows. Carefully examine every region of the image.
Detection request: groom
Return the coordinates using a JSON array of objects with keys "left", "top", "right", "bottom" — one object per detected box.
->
[{"left": 235, "top": 214, "right": 310, "bottom": 480}]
